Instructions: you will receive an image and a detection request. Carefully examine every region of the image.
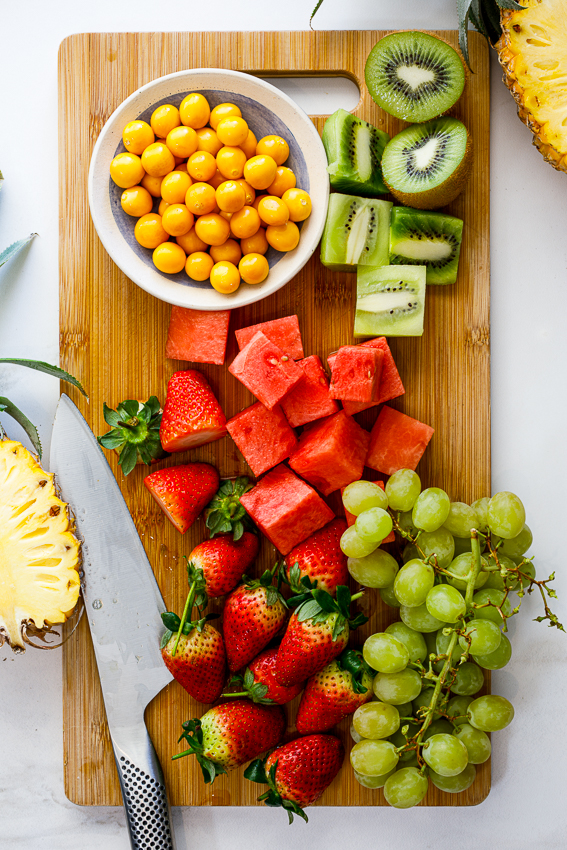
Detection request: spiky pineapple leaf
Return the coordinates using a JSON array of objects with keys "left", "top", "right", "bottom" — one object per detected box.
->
[
  {"left": 310, "top": 0, "right": 325, "bottom": 26},
  {"left": 0, "top": 396, "right": 42, "bottom": 456},
  {"left": 0, "top": 359, "right": 88, "bottom": 397},
  {"left": 0, "top": 233, "right": 37, "bottom": 269}
]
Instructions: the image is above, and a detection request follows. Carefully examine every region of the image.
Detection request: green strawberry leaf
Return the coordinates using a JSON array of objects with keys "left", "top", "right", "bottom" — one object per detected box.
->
[
  {"left": 244, "top": 758, "right": 269, "bottom": 784},
  {"left": 97, "top": 428, "right": 125, "bottom": 449},
  {"left": 233, "top": 520, "right": 244, "bottom": 541},
  {"left": 102, "top": 403, "right": 122, "bottom": 428},
  {"left": 331, "top": 614, "right": 348, "bottom": 642},
  {"left": 0, "top": 233, "right": 36, "bottom": 269},
  {"left": 205, "top": 476, "right": 255, "bottom": 539},
  {"left": 0, "top": 396, "right": 42, "bottom": 456},
  {"left": 160, "top": 629, "right": 173, "bottom": 649},
  {"left": 161, "top": 612, "right": 181, "bottom": 632},
  {"left": 335, "top": 585, "right": 352, "bottom": 618},
  {"left": 0, "top": 358, "right": 87, "bottom": 397},
  {"left": 282, "top": 798, "right": 308, "bottom": 824},
  {"left": 312, "top": 587, "right": 337, "bottom": 614},
  {"left": 118, "top": 442, "right": 138, "bottom": 476},
  {"left": 349, "top": 612, "right": 369, "bottom": 630}
]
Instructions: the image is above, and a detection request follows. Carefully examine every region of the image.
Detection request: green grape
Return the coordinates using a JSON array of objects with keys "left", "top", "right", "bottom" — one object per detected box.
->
[
  {"left": 454, "top": 723, "right": 491, "bottom": 764},
  {"left": 394, "top": 559, "right": 435, "bottom": 607},
  {"left": 446, "top": 552, "right": 489, "bottom": 591},
  {"left": 398, "top": 510, "right": 419, "bottom": 538},
  {"left": 353, "top": 701, "right": 400, "bottom": 739},
  {"left": 435, "top": 629, "right": 465, "bottom": 667},
  {"left": 412, "top": 688, "right": 443, "bottom": 720},
  {"left": 422, "top": 718, "right": 454, "bottom": 740},
  {"left": 354, "top": 768, "right": 396, "bottom": 789},
  {"left": 385, "top": 469, "right": 421, "bottom": 512},
  {"left": 403, "top": 543, "right": 419, "bottom": 563},
  {"left": 467, "top": 694, "right": 515, "bottom": 731},
  {"left": 473, "top": 633, "right": 512, "bottom": 670},
  {"left": 380, "top": 584, "right": 401, "bottom": 608},
  {"left": 385, "top": 622, "right": 427, "bottom": 663},
  {"left": 484, "top": 553, "right": 521, "bottom": 591},
  {"left": 343, "top": 480, "right": 388, "bottom": 515},
  {"left": 423, "top": 630, "right": 438, "bottom": 655},
  {"left": 452, "top": 536, "right": 473, "bottom": 556},
  {"left": 422, "top": 733, "right": 468, "bottom": 776},
  {"left": 350, "top": 739, "right": 399, "bottom": 776},
  {"left": 412, "top": 488, "right": 451, "bottom": 533},
  {"left": 416, "top": 527, "right": 455, "bottom": 569},
  {"left": 487, "top": 491, "right": 526, "bottom": 539},
  {"left": 471, "top": 497, "right": 490, "bottom": 532},
  {"left": 340, "top": 525, "right": 377, "bottom": 558},
  {"left": 393, "top": 700, "right": 414, "bottom": 719},
  {"left": 355, "top": 507, "right": 393, "bottom": 544},
  {"left": 350, "top": 723, "right": 364, "bottom": 744},
  {"left": 446, "top": 695, "right": 473, "bottom": 726},
  {"left": 429, "top": 763, "right": 476, "bottom": 793},
  {"left": 451, "top": 662, "right": 484, "bottom": 696},
  {"left": 458, "top": 619, "right": 502, "bottom": 656},
  {"left": 443, "top": 502, "right": 479, "bottom": 538},
  {"left": 426, "top": 585, "right": 466, "bottom": 623},
  {"left": 400, "top": 603, "right": 448, "bottom": 633},
  {"left": 363, "top": 633, "right": 409, "bottom": 673},
  {"left": 373, "top": 668, "right": 422, "bottom": 704},
  {"left": 493, "top": 523, "right": 533, "bottom": 559},
  {"left": 348, "top": 548, "right": 399, "bottom": 589},
  {"left": 472, "top": 588, "right": 512, "bottom": 625},
  {"left": 383, "top": 767, "right": 429, "bottom": 808}
]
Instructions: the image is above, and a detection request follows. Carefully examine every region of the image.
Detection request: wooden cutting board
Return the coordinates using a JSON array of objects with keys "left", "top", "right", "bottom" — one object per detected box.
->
[{"left": 58, "top": 30, "right": 490, "bottom": 808}]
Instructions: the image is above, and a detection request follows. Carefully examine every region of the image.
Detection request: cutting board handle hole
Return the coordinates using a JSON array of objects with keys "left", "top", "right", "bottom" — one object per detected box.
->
[{"left": 256, "top": 74, "right": 360, "bottom": 115}]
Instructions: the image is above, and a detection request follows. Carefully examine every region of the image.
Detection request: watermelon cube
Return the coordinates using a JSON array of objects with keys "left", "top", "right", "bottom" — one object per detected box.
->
[
  {"left": 226, "top": 403, "right": 298, "bottom": 477},
  {"left": 288, "top": 411, "right": 370, "bottom": 496},
  {"left": 165, "top": 307, "right": 231, "bottom": 365},
  {"left": 366, "top": 405, "right": 434, "bottom": 476},
  {"left": 329, "top": 345, "right": 384, "bottom": 403},
  {"left": 341, "top": 481, "right": 395, "bottom": 543},
  {"left": 235, "top": 315, "right": 304, "bottom": 360},
  {"left": 280, "top": 355, "right": 339, "bottom": 428},
  {"left": 228, "top": 331, "right": 303, "bottom": 409},
  {"left": 328, "top": 337, "right": 404, "bottom": 415},
  {"left": 240, "top": 464, "right": 335, "bottom": 554}
]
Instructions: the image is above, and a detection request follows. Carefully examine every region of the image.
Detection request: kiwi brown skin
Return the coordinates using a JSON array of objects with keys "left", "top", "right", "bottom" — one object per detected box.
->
[{"left": 385, "top": 134, "right": 473, "bottom": 209}]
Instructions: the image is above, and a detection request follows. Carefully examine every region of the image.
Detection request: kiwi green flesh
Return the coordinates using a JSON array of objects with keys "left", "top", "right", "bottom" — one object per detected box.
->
[
  {"left": 355, "top": 264, "right": 426, "bottom": 337},
  {"left": 322, "top": 108, "right": 389, "bottom": 197},
  {"left": 389, "top": 206, "right": 464, "bottom": 284},
  {"left": 365, "top": 31, "right": 465, "bottom": 122},
  {"left": 320, "top": 193, "right": 392, "bottom": 273}
]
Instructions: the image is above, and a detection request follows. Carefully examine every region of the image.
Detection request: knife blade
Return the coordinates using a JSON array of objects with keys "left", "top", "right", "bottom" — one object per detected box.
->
[{"left": 50, "top": 394, "right": 176, "bottom": 850}]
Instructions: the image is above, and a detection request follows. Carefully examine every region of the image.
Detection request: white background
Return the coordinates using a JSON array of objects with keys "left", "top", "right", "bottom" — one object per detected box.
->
[{"left": 1, "top": 1, "right": 567, "bottom": 848}]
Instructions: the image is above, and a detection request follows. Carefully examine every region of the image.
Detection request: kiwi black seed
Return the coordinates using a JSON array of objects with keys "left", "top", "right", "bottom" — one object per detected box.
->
[
  {"left": 322, "top": 108, "right": 390, "bottom": 197},
  {"left": 365, "top": 31, "right": 466, "bottom": 123},
  {"left": 389, "top": 206, "right": 464, "bottom": 284}
]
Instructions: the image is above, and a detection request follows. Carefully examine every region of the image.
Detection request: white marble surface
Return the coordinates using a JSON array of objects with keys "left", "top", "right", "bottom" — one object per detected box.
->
[{"left": 1, "top": 1, "right": 567, "bottom": 848}]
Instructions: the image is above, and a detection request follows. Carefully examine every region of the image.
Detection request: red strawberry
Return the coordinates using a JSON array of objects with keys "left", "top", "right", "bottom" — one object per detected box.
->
[
  {"left": 223, "top": 646, "right": 304, "bottom": 705},
  {"left": 144, "top": 461, "right": 219, "bottom": 533},
  {"left": 223, "top": 568, "right": 288, "bottom": 673},
  {"left": 174, "top": 699, "right": 286, "bottom": 783},
  {"left": 245, "top": 734, "right": 344, "bottom": 822},
  {"left": 295, "top": 648, "right": 374, "bottom": 734},
  {"left": 189, "top": 531, "right": 259, "bottom": 598},
  {"left": 274, "top": 586, "right": 367, "bottom": 687},
  {"left": 160, "top": 369, "right": 226, "bottom": 452},
  {"left": 285, "top": 518, "right": 348, "bottom": 596}
]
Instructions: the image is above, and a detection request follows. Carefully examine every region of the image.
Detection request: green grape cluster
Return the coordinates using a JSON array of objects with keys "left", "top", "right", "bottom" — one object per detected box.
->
[{"left": 341, "top": 469, "right": 562, "bottom": 809}]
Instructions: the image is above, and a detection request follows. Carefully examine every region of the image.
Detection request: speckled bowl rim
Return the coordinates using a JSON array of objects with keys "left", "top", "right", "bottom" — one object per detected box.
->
[{"left": 88, "top": 68, "right": 329, "bottom": 311}]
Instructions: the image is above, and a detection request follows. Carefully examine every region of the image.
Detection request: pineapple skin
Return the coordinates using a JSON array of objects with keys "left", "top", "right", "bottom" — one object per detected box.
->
[
  {"left": 496, "top": 0, "right": 567, "bottom": 173},
  {"left": 0, "top": 439, "right": 81, "bottom": 650}
]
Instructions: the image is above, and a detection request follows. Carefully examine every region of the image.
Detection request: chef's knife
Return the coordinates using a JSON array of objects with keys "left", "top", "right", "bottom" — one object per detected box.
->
[{"left": 50, "top": 394, "right": 176, "bottom": 850}]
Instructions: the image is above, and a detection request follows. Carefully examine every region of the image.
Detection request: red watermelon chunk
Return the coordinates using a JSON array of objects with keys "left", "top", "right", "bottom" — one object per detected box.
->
[
  {"left": 280, "top": 355, "right": 339, "bottom": 428},
  {"left": 328, "top": 337, "right": 404, "bottom": 415},
  {"left": 341, "top": 481, "right": 395, "bottom": 542},
  {"left": 228, "top": 331, "right": 303, "bottom": 409},
  {"left": 235, "top": 315, "right": 304, "bottom": 360},
  {"left": 240, "top": 464, "right": 335, "bottom": 555},
  {"left": 226, "top": 403, "right": 298, "bottom": 477},
  {"left": 165, "top": 306, "right": 231, "bottom": 365},
  {"left": 288, "top": 410, "right": 370, "bottom": 496},
  {"left": 366, "top": 405, "right": 434, "bottom": 476},
  {"left": 329, "top": 345, "right": 384, "bottom": 403}
]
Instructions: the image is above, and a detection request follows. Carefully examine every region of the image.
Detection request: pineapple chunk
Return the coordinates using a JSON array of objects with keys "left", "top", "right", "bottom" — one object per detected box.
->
[
  {"left": 0, "top": 439, "right": 80, "bottom": 650},
  {"left": 497, "top": 0, "right": 567, "bottom": 172}
]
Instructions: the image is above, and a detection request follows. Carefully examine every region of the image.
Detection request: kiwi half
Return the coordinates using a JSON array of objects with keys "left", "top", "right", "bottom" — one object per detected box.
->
[
  {"left": 320, "top": 193, "right": 392, "bottom": 272},
  {"left": 380, "top": 117, "right": 472, "bottom": 209},
  {"left": 365, "top": 31, "right": 466, "bottom": 122},
  {"left": 389, "top": 206, "right": 464, "bottom": 284},
  {"left": 355, "top": 265, "right": 426, "bottom": 337},
  {"left": 322, "top": 108, "right": 389, "bottom": 196}
]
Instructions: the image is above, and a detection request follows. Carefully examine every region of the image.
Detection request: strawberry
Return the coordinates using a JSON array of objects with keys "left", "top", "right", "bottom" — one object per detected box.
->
[
  {"left": 159, "top": 369, "right": 226, "bottom": 452},
  {"left": 274, "top": 586, "right": 367, "bottom": 687},
  {"left": 174, "top": 699, "right": 286, "bottom": 783},
  {"left": 189, "top": 531, "right": 259, "bottom": 598},
  {"left": 205, "top": 476, "right": 255, "bottom": 540},
  {"left": 223, "top": 567, "right": 288, "bottom": 673},
  {"left": 223, "top": 646, "right": 304, "bottom": 705},
  {"left": 245, "top": 734, "right": 344, "bottom": 822},
  {"left": 284, "top": 518, "right": 348, "bottom": 596},
  {"left": 98, "top": 396, "right": 167, "bottom": 475},
  {"left": 144, "top": 461, "right": 219, "bottom": 533},
  {"left": 161, "top": 561, "right": 226, "bottom": 704},
  {"left": 295, "top": 648, "right": 374, "bottom": 734}
]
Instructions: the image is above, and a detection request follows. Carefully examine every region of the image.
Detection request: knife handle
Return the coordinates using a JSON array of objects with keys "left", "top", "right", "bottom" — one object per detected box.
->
[{"left": 112, "top": 735, "right": 176, "bottom": 850}]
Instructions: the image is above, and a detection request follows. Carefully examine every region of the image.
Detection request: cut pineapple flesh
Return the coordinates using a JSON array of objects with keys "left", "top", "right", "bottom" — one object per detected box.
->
[
  {"left": 0, "top": 439, "right": 80, "bottom": 649},
  {"left": 497, "top": 0, "right": 567, "bottom": 172}
]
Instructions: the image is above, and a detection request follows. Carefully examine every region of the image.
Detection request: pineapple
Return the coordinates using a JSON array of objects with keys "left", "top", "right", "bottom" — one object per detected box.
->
[{"left": 0, "top": 439, "right": 80, "bottom": 651}]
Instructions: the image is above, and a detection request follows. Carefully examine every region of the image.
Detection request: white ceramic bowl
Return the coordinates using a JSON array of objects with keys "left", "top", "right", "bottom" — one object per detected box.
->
[{"left": 88, "top": 68, "right": 329, "bottom": 310}]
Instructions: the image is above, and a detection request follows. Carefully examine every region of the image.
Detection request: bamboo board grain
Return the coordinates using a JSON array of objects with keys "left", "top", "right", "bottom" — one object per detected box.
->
[{"left": 58, "top": 30, "right": 490, "bottom": 808}]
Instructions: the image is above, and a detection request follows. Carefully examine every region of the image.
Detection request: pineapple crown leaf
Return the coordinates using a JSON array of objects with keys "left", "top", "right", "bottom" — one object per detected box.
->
[
  {"left": 0, "top": 358, "right": 87, "bottom": 397},
  {"left": 337, "top": 648, "right": 375, "bottom": 694},
  {"left": 0, "top": 396, "right": 42, "bottom": 456},
  {"left": 174, "top": 719, "right": 227, "bottom": 783},
  {"left": 205, "top": 476, "right": 255, "bottom": 540},
  {"left": 245, "top": 759, "right": 308, "bottom": 824},
  {"left": 0, "top": 233, "right": 36, "bottom": 269},
  {"left": 98, "top": 397, "right": 166, "bottom": 475}
]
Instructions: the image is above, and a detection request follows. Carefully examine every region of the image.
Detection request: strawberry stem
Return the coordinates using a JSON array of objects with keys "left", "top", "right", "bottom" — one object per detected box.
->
[{"left": 172, "top": 579, "right": 197, "bottom": 657}]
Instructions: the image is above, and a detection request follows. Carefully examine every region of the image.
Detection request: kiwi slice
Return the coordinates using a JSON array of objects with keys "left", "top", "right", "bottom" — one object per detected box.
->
[
  {"left": 320, "top": 193, "right": 392, "bottom": 273},
  {"left": 380, "top": 117, "right": 472, "bottom": 210},
  {"left": 322, "top": 108, "right": 389, "bottom": 196},
  {"left": 389, "top": 206, "right": 464, "bottom": 285},
  {"left": 355, "top": 265, "right": 426, "bottom": 337},
  {"left": 365, "top": 31, "right": 466, "bottom": 122}
]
